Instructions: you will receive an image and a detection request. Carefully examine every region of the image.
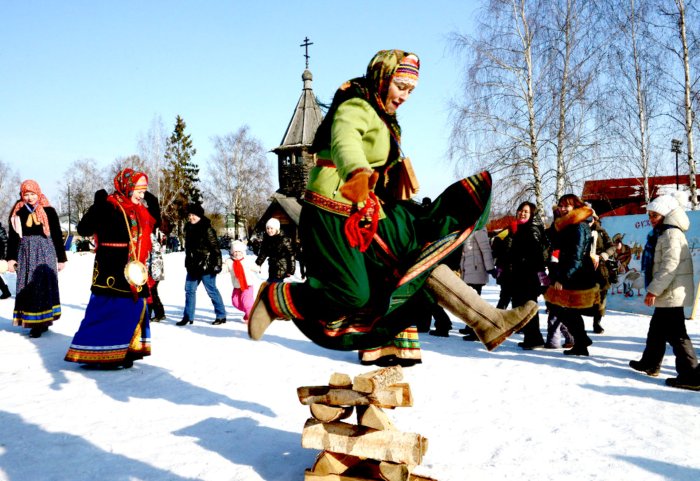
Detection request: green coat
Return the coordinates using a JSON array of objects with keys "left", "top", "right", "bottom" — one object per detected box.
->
[{"left": 305, "top": 97, "right": 391, "bottom": 216}]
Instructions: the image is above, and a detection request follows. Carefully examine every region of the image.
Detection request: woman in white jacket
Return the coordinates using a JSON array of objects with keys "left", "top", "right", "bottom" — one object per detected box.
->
[{"left": 629, "top": 194, "right": 698, "bottom": 387}]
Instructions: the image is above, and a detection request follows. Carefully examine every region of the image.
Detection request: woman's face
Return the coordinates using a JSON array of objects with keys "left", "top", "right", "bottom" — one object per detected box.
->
[
  {"left": 516, "top": 205, "right": 531, "bottom": 222},
  {"left": 22, "top": 191, "right": 39, "bottom": 206},
  {"left": 558, "top": 202, "right": 573, "bottom": 216},
  {"left": 266, "top": 226, "right": 278, "bottom": 236},
  {"left": 385, "top": 80, "right": 414, "bottom": 114},
  {"left": 232, "top": 249, "right": 244, "bottom": 260},
  {"left": 648, "top": 211, "right": 663, "bottom": 228},
  {"left": 130, "top": 177, "right": 148, "bottom": 204}
]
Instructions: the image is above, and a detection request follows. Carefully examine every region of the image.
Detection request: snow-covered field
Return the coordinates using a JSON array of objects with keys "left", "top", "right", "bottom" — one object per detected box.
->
[{"left": 1, "top": 251, "right": 699, "bottom": 481}]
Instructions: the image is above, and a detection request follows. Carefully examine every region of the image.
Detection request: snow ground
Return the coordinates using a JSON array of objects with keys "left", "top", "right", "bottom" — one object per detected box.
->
[{"left": 1, "top": 251, "right": 699, "bottom": 481}]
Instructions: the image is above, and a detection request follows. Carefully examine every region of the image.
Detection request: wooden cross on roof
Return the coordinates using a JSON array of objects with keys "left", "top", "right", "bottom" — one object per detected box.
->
[{"left": 300, "top": 36, "right": 313, "bottom": 69}]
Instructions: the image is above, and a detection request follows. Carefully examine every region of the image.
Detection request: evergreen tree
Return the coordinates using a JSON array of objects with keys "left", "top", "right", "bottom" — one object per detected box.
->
[{"left": 161, "top": 115, "right": 201, "bottom": 239}]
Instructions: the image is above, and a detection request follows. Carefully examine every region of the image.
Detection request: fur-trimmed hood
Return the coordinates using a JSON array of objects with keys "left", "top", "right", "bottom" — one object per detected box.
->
[
  {"left": 554, "top": 205, "right": 593, "bottom": 232},
  {"left": 662, "top": 206, "right": 690, "bottom": 232}
]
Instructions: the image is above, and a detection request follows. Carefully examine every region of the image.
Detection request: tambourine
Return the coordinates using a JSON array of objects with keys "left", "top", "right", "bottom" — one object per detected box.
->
[
  {"left": 124, "top": 260, "right": 148, "bottom": 287},
  {"left": 0, "top": 260, "right": 8, "bottom": 274}
]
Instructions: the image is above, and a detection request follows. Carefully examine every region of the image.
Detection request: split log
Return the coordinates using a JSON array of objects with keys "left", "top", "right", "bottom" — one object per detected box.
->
[
  {"left": 303, "top": 471, "right": 372, "bottom": 481},
  {"left": 353, "top": 366, "right": 403, "bottom": 394},
  {"left": 304, "top": 466, "right": 435, "bottom": 481},
  {"left": 377, "top": 461, "right": 410, "bottom": 481},
  {"left": 311, "top": 403, "right": 354, "bottom": 423},
  {"left": 329, "top": 372, "right": 353, "bottom": 388},
  {"left": 357, "top": 405, "right": 395, "bottom": 431},
  {"left": 301, "top": 418, "right": 428, "bottom": 465},
  {"left": 311, "top": 451, "right": 364, "bottom": 475},
  {"left": 297, "top": 385, "right": 412, "bottom": 408},
  {"left": 408, "top": 474, "right": 438, "bottom": 481},
  {"left": 369, "top": 383, "right": 412, "bottom": 408}
]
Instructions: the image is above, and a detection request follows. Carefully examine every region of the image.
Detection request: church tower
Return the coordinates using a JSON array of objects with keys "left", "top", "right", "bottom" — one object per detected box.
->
[
  {"left": 255, "top": 38, "right": 324, "bottom": 239},
  {"left": 272, "top": 37, "right": 323, "bottom": 199}
]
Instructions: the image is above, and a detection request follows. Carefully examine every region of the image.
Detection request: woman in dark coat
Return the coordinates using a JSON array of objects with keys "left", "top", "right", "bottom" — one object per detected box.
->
[
  {"left": 255, "top": 218, "right": 295, "bottom": 282},
  {"left": 508, "top": 202, "right": 549, "bottom": 349},
  {"left": 65, "top": 169, "right": 158, "bottom": 368},
  {"left": 544, "top": 194, "right": 598, "bottom": 356},
  {"left": 7, "top": 180, "right": 67, "bottom": 338},
  {"left": 178, "top": 203, "right": 226, "bottom": 326}
]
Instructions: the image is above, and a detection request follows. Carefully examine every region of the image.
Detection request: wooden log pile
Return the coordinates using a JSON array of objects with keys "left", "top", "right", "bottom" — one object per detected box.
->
[{"left": 298, "top": 366, "right": 437, "bottom": 481}]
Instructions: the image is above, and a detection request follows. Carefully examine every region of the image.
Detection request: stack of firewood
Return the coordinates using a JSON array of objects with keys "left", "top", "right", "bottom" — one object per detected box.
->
[{"left": 297, "top": 365, "right": 436, "bottom": 481}]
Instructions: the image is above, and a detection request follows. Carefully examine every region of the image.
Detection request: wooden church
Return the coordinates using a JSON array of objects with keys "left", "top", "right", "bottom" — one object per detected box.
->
[{"left": 255, "top": 39, "right": 324, "bottom": 241}]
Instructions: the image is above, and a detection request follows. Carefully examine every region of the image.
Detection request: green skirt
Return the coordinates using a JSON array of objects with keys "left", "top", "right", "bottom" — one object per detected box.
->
[{"left": 263, "top": 171, "right": 491, "bottom": 350}]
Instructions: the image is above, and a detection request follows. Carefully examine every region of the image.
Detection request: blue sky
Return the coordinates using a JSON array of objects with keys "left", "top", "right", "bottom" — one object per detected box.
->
[{"left": 1, "top": 1, "right": 477, "bottom": 203}]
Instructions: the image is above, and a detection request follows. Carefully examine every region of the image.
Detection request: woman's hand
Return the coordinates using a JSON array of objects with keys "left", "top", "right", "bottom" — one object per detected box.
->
[
  {"left": 591, "top": 254, "right": 600, "bottom": 270},
  {"left": 339, "top": 169, "right": 378, "bottom": 204},
  {"left": 57, "top": 262, "right": 66, "bottom": 272},
  {"left": 554, "top": 281, "right": 563, "bottom": 291},
  {"left": 7, "top": 260, "right": 17, "bottom": 273},
  {"left": 644, "top": 292, "right": 656, "bottom": 307}
]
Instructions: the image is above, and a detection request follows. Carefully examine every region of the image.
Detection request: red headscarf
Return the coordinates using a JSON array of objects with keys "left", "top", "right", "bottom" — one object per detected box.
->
[
  {"left": 11, "top": 180, "right": 52, "bottom": 237},
  {"left": 106, "top": 168, "right": 154, "bottom": 265}
]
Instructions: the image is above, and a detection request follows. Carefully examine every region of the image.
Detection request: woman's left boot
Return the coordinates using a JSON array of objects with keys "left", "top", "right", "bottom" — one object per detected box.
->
[{"left": 425, "top": 265, "right": 538, "bottom": 351}]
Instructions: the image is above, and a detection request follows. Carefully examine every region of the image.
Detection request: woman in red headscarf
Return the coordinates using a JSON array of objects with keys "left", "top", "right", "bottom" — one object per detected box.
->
[
  {"left": 65, "top": 168, "right": 159, "bottom": 369},
  {"left": 6, "top": 180, "right": 67, "bottom": 338}
]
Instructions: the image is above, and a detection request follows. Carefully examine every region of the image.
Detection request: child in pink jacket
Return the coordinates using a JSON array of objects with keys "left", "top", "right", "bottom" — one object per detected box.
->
[{"left": 225, "top": 241, "right": 259, "bottom": 322}]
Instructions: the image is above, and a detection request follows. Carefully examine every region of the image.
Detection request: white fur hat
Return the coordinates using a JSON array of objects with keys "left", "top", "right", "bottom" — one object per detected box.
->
[
  {"left": 231, "top": 240, "right": 246, "bottom": 253},
  {"left": 646, "top": 195, "right": 680, "bottom": 217},
  {"left": 266, "top": 218, "right": 281, "bottom": 230}
]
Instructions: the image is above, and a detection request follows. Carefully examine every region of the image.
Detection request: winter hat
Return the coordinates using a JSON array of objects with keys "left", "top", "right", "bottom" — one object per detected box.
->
[
  {"left": 393, "top": 54, "right": 420, "bottom": 87},
  {"left": 266, "top": 218, "right": 281, "bottom": 231},
  {"left": 231, "top": 240, "right": 246, "bottom": 253},
  {"left": 187, "top": 203, "right": 205, "bottom": 218},
  {"left": 646, "top": 195, "right": 679, "bottom": 217}
]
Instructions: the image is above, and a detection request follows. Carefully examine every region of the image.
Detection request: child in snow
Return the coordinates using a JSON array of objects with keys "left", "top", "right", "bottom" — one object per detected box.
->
[{"left": 225, "top": 240, "right": 259, "bottom": 322}]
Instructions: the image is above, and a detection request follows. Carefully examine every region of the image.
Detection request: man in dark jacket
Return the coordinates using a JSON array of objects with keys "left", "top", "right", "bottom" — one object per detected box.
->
[
  {"left": 0, "top": 222, "right": 11, "bottom": 299},
  {"left": 177, "top": 203, "right": 227, "bottom": 326}
]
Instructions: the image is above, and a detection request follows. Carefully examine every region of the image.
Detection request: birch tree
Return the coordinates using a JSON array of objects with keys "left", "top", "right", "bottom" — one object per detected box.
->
[
  {"left": 204, "top": 126, "right": 273, "bottom": 238},
  {"left": 543, "top": 0, "right": 606, "bottom": 201},
  {"left": 137, "top": 115, "right": 168, "bottom": 201},
  {"left": 0, "top": 160, "right": 21, "bottom": 221},
  {"left": 659, "top": 0, "right": 699, "bottom": 207},
  {"left": 449, "top": 0, "right": 551, "bottom": 215},
  {"left": 604, "top": 0, "right": 664, "bottom": 203}
]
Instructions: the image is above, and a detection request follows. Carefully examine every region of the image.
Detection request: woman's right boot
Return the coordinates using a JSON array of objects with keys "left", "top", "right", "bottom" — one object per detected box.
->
[{"left": 425, "top": 265, "right": 538, "bottom": 351}]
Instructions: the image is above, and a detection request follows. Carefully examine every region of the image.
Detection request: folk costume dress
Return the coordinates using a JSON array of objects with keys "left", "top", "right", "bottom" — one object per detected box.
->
[
  {"left": 7, "top": 181, "right": 66, "bottom": 332},
  {"left": 65, "top": 170, "right": 157, "bottom": 366},
  {"left": 256, "top": 50, "right": 492, "bottom": 351}
]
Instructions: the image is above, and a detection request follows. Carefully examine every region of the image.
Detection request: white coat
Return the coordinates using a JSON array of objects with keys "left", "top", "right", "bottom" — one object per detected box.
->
[
  {"left": 647, "top": 207, "right": 695, "bottom": 308},
  {"left": 460, "top": 228, "right": 495, "bottom": 286}
]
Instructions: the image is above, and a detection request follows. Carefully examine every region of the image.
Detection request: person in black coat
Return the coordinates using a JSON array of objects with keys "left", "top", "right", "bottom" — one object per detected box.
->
[
  {"left": 255, "top": 218, "right": 295, "bottom": 282},
  {"left": 509, "top": 201, "right": 549, "bottom": 349},
  {"left": 178, "top": 203, "right": 227, "bottom": 326},
  {"left": 0, "top": 222, "right": 11, "bottom": 299}
]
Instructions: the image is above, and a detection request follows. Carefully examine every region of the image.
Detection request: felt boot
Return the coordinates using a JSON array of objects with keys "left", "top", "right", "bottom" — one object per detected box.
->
[
  {"left": 248, "top": 283, "right": 279, "bottom": 340},
  {"left": 425, "top": 265, "right": 538, "bottom": 351}
]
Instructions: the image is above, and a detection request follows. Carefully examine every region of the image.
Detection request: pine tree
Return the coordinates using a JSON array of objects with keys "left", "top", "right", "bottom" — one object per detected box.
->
[{"left": 161, "top": 115, "right": 201, "bottom": 239}]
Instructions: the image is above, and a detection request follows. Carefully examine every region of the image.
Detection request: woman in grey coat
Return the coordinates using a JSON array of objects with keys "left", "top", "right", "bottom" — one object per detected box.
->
[{"left": 629, "top": 194, "right": 698, "bottom": 385}]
